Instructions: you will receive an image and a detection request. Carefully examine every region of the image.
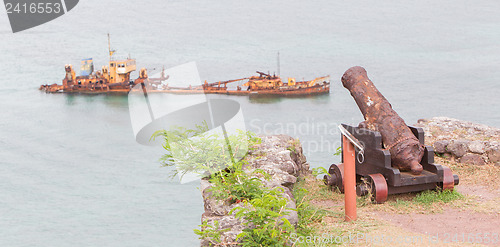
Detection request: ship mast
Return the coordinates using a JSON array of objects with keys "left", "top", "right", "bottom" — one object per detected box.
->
[
  {"left": 107, "top": 33, "right": 116, "bottom": 80},
  {"left": 108, "top": 33, "right": 111, "bottom": 71},
  {"left": 277, "top": 51, "right": 280, "bottom": 77}
]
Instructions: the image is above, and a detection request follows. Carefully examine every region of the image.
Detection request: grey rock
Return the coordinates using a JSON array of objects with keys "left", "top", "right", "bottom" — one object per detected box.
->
[
  {"left": 433, "top": 140, "right": 449, "bottom": 153},
  {"left": 281, "top": 187, "right": 299, "bottom": 225},
  {"left": 203, "top": 196, "right": 239, "bottom": 216},
  {"left": 200, "top": 205, "right": 250, "bottom": 246},
  {"left": 200, "top": 179, "right": 212, "bottom": 193},
  {"left": 458, "top": 153, "right": 486, "bottom": 166},
  {"left": 200, "top": 218, "right": 243, "bottom": 247},
  {"left": 415, "top": 117, "right": 500, "bottom": 141},
  {"left": 468, "top": 141, "right": 485, "bottom": 154},
  {"left": 198, "top": 135, "right": 308, "bottom": 246},
  {"left": 487, "top": 141, "right": 499, "bottom": 148},
  {"left": 415, "top": 117, "right": 499, "bottom": 165},
  {"left": 202, "top": 213, "right": 245, "bottom": 231},
  {"left": 486, "top": 147, "right": 500, "bottom": 163},
  {"left": 446, "top": 140, "right": 469, "bottom": 158},
  {"left": 417, "top": 119, "right": 428, "bottom": 124}
]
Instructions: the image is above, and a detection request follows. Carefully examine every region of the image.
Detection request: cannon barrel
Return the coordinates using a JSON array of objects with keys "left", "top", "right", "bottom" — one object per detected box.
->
[{"left": 341, "top": 66, "right": 424, "bottom": 175}]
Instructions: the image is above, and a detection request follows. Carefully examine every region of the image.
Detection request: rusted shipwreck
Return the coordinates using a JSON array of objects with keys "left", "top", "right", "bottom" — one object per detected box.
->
[
  {"left": 39, "top": 35, "right": 329, "bottom": 96},
  {"left": 155, "top": 71, "right": 330, "bottom": 96},
  {"left": 40, "top": 66, "right": 329, "bottom": 96},
  {"left": 39, "top": 58, "right": 156, "bottom": 93},
  {"left": 40, "top": 34, "right": 166, "bottom": 94}
]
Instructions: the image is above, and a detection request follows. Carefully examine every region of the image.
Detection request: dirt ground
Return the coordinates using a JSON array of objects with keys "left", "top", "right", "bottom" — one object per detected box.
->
[
  {"left": 370, "top": 183, "right": 500, "bottom": 246},
  {"left": 375, "top": 207, "right": 499, "bottom": 246}
]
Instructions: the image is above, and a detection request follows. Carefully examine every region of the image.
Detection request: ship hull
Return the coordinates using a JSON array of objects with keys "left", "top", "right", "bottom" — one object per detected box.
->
[
  {"left": 41, "top": 83, "right": 330, "bottom": 96},
  {"left": 147, "top": 83, "right": 330, "bottom": 96},
  {"left": 228, "top": 84, "right": 330, "bottom": 96}
]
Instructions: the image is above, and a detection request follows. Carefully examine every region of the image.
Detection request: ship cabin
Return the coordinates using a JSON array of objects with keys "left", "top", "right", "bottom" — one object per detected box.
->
[
  {"left": 108, "top": 58, "right": 136, "bottom": 83},
  {"left": 245, "top": 71, "right": 284, "bottom": 90}
]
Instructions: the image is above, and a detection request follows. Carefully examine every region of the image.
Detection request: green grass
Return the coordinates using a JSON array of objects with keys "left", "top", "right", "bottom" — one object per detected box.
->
[
  {"left": 292, "top": 178, "right": 339, "bottom": 238},
  {"left": 388, "top": 198, "right": 412, "bottom": 209},
  {"left": 435, "top": 152, "right": 444, "bottom": 158},
  {"left": 414, "top": 189, "right": 464, "bottom": 205},
  {"left": 356, "top": 187, "right": 468, "bottom": 215}
]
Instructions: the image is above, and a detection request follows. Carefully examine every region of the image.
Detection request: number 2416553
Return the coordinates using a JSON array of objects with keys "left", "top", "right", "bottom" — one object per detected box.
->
[
  {"left": 441, "top": 232, "right": 498, "bottom": 244},
  {"left": 5, "top": 2, "right": 62, "bottom": 14}
]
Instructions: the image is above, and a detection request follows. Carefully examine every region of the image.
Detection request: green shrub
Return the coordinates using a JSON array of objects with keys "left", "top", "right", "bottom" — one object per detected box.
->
[
  {"left": 154, "top": 126, "right": 297, "bottom": 246},
  {"left": 232, "top": 188, "right": 295, "bottom": 246}
]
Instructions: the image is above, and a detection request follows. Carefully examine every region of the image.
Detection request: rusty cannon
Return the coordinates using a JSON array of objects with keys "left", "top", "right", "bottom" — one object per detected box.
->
[
  {"left": 325, "top": 66, "right": 459, "bottom": 203},
  {"left": 342, "top": 66, "right": 424, "bottom": 175}
]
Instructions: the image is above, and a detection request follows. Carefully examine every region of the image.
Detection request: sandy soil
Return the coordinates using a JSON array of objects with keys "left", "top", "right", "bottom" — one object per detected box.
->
[
  {"left": 375, "top": 208, "right": 499, "bottom": 246},
  {"left": 373, "top": 183, "right": 500, "bottom": 246}
]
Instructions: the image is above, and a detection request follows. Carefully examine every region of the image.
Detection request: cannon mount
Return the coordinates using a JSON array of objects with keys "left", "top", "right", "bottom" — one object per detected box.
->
[{"left": 325, "top": 124, "right": 459, "bottom": 203}]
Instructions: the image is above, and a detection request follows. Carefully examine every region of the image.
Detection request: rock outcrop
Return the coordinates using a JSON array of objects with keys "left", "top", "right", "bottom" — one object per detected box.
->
[
  {"left": 199, "top": 135, "right": 310, "bottom": 246},
  {"left": 415, "top": 117, "right": 500, "bottom": 166}
]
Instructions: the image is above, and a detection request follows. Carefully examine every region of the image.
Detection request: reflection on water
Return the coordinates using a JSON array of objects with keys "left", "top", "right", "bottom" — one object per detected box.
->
[
  {"left": 63, "top": 93, "right": 129, "bottom": 109},
  {"left": 248, "top": 95, "right": 283, "bottom": 104},
  {"left": 247, "top": 92, "right": 331, "bottom": 104},
  {"left": 64, "top": 93, "right": 76, "bottom": 105}
]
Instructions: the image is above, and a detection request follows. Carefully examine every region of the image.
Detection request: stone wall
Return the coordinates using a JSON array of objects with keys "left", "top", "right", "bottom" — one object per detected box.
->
[
  {"left": 199, "top": 135, "right": 310, "bottom": 246},
  {"left": 415, "top": 117, "right": 500, "bottom": 166}
]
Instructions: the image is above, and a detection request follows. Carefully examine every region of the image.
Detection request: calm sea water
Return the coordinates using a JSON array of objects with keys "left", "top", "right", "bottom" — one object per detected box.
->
[{"left": 1, "top": 0, "right": 499, "bottom": 246}]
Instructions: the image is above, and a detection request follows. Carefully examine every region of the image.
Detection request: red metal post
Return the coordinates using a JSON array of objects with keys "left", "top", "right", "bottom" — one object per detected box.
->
[{"left": 343, "top": 135, "right": 357, "bottom": 221}]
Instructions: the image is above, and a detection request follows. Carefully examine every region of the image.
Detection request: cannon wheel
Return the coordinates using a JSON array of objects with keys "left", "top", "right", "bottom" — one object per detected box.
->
[
  {"left": 324, "top": 163, "right": 344, "bottom": 193},
  {"left": 438, "top": 165, "right": 455, "bottom": 191},
  {"left": 368, "top": 173, "right": 388, "bottom": 204}
]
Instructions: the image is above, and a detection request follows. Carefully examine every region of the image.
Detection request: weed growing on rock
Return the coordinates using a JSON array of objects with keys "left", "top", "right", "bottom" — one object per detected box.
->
[
  {"left": 151, "top": 121, "right": 249, "bottom": 180},
  {"left": 232, "top": 187, "right": 295, "bottom": 246},
  {"left": 208, "top": 163, "right": 270, "bottom": 203},
  {"left": 194, "top": 220, "right": 229, "bottom": 245},
  {"left": 199, "top": 162, "right": 296, "bottom": 246},
  {"left": 154, "top": 126, "right": 298, "bottom": 246}
]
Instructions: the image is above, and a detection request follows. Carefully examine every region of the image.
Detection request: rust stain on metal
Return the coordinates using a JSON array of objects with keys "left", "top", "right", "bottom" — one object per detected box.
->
[{"left": 341, "top": 66, "right": 424, "bottom": 175}]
